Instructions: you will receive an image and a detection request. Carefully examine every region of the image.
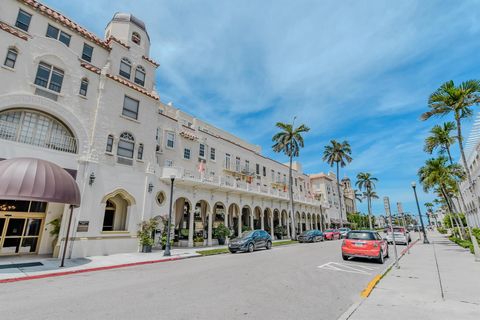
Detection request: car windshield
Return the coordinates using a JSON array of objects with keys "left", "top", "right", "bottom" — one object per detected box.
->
[
  {"left": 300, "top": 231, "right": 312, "bottom": 236},
  {"left": 388, "top": 227, "right": 404, "bottom": 233},
  {"left": 347, "top": 232, "right": 375, "bottom": 240},
  {"left": 240, "top": 231, "right": 255, "bottom": 238},
  {"left": 325, "top": 229, "right": 333, "bottom": 232}
]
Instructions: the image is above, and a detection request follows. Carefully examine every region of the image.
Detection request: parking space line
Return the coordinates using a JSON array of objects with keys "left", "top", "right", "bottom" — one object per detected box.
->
[{"left": 317, "top": 262, "right": 373, "bottom": 275}]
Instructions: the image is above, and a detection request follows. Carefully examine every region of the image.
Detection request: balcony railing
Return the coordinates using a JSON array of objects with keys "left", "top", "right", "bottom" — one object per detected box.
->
[
  {"left": 158, "top": 166, "right": 317, "bottom": 204},
  {"left": 0, "top": 120, "right": 77, "bottom": 153}
]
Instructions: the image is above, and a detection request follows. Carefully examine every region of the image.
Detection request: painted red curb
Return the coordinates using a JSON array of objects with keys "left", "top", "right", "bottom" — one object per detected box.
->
[
  {"left": 400, "top": 238, "right": 419, "bottom": 256},
  {"left": 0, "top": 255, "right": 192, "bottom": 284}
]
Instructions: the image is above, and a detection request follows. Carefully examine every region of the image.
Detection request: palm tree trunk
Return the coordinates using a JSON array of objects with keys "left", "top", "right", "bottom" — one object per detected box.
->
[
  {"left": 336, "top": 162, "right": 344, "bottom": 228},
  {"left": 455, "top": 114, "right": 480, "bottom": 260},
  {"left": 288, "top": 152, "right": 296, "bottom": 240},
  {"left": 446, "top": 145, "right": 468, "bottom": 237},
  {"left": 367, "top": 187, "right": 373, "bottom": 230},
  {"left": 440, "top": 185, "right": 462, "bottom": 239}
]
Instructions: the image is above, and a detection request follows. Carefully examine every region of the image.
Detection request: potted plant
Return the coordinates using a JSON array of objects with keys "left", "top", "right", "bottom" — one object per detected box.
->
[
  {"left": 214, "top": 223, "right": 231, "bottom": 245},
  {"left": 138, "top": 218, "right": 158, "bottom": 253},
  {"left": 194, "top": 235, "right": 204, "bottom": 247},
  {"left": 179, "top": 228, "right": 189, "bottom": 239},
  {"left": 48, "top": 217, "right": 62, "bottom": 257},
  {"left": 274, "top": 226, "right": 284, "bottom": 240},
  {"left": 160, "top": 235, "right": 173, "bottom": 250}
]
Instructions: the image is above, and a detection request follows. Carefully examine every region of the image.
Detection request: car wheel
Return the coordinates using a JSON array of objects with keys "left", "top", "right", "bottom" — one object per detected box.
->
[
  {"left": 266, "top": 241, "right": 272, "bottom": 250},
  {"left": 248, "top": 243, "right": 254, "bottom": 253},
  {"left": 229, "top": 249, "right": 237, "bottom": 254},
  {"left": 342, "top": 254, "right": 348, "bottom": 261},
  {"left": 378, "top": 250, "right": 385, "bottom": 264},
  {"left": 321, "top": 236, "right": 324, "bottom": 241}
]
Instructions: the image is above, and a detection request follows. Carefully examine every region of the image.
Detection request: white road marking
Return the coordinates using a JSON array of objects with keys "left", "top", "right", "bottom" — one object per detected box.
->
[{"left": 317, "top": 262, "right": 373, "bottom": 275}]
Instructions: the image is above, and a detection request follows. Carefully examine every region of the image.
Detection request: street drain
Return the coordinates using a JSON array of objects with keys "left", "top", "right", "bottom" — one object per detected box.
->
[{"left": 0, "top": 262, "right": 43, "bottom": 269}]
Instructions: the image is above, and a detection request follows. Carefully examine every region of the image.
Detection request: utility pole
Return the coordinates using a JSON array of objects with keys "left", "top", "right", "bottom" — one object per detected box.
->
[{"left": 385, "top": 196, "right": 399, "bottom": 268}]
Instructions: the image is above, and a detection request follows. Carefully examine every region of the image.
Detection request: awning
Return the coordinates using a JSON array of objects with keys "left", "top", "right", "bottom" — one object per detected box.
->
[{"left": 0, "top": 157, "right": 81, "bottom": 207}]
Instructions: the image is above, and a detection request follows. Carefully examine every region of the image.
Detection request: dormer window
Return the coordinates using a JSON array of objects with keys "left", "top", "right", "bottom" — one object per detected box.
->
[
  {"left": 134, "top": 66, "right": 145, "bottom": 86},
  {"left": 119, "top": 57, "right": 131, "bottom": 79},
  {"left": 132, "top": 32, "right": 141, "bottom": 45}
]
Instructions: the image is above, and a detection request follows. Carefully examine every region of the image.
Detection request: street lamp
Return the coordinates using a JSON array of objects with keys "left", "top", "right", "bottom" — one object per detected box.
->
[
  {"left": 164, "top": 175, "right": 175, "bottom": 256},
  {"left": 411, "top": 182, "right": 429, "bottom": 244}
]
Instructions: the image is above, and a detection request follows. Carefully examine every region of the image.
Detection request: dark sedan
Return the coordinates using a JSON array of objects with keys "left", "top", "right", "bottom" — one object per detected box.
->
[
  {"left": 228, "top": 230, "right": 272, "bottom": 253},
  {"left": 298, "top": 230, "right": 324, "bottom": 243}
]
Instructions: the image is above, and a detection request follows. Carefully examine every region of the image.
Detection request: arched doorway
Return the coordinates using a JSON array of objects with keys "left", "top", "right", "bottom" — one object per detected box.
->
[
  {"left": 263, "top": 208, "right": 272, "bottom": 234},
  {"left": 241, "top": 205, "right": 252, "bottom": 232},
  {"left": 228, "top": 203, "right": 240, "bottom": 237},
  {"left": 173, "top": 197, "right": 192, "bottom": 247},
  {"left": 193, "top": 200, "right": 210, "bottom": 246},
  {"left": 254, "top": 206, "right": 262, "bottom": 229}
]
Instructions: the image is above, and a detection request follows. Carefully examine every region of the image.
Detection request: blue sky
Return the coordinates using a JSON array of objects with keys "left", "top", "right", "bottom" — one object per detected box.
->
[{"left": 44, "top": 0, "right": 480, "bottom": 218}]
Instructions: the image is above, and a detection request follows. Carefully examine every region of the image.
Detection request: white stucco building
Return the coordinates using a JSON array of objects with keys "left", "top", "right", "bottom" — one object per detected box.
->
[{"left": 0, "top": 0, "right": 347, "bottom": 258}]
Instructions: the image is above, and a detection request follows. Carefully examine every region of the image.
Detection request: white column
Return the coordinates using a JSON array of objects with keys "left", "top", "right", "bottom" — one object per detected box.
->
[
  {"left": 237, "top": 211, "right": 242, "bottom": 236},
  {"left": 250, "top": 212, "right": 254, "bottom": 230},
  {"left": 286, "top": 213, "right": 291, "bottom": 239},
  {"left": 270, "top": 213, "right": 274, "bottom": 239},
  {"left": 261, "top": 213, "right": 265, "bottom": 230},
  {"left": 188, "top": 211, "right": 194, "bottom": 247},
  {"left": 207, "top": 210, "right": 213, "bottom": 246}
]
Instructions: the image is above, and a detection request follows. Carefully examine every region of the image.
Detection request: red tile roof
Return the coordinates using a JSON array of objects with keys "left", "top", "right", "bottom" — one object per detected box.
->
[
  {"left": 0, "top": 21, "right": 29, "bottom": 40},
  {"left": 142, "top": 55, "right": 159, "bottom": 67},
  {"left": 106, "top": 35, "right": 130, "bottom": 49},
  {"left": 106, "top": 74, "right": 159, "bottom": 100},
  {"left": 20, "top": 0, "right": 111, "bottom": 50},
  {"left": 80, "top": 62, "right": 101, "bottom": 74}
]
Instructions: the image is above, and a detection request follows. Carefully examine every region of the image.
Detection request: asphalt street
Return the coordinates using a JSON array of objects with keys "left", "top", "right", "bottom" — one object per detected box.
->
[{"left": 0, "top": 239, "right": 391, "bottom": 320}]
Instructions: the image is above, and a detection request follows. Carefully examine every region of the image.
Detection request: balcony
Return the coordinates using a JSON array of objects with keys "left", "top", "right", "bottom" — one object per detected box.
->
[
  {"left": 0, "top": 119, "right": 77, "bottom": 153},
  {"left": 157, "top": 166, "right": 319, "bottom": 206}
]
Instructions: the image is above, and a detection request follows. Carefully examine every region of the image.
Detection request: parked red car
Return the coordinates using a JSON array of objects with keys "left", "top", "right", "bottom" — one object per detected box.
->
[
  {"left": 323, "top": 229, "right": 341, "bottom": 240},
  {"left": 341, "top": 230, "right": 389, "bottom": 264}
]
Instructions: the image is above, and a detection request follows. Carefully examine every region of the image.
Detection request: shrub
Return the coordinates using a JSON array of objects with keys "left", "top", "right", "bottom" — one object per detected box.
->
[
  {"left": 437, "top": 227, "right": 447, "bottom": 234},
  {"left": 137, "top": 218, "right": 159, "bottom": 247},
  {"left": 214, "top": 223, "right": 231, "bottom": 239},
  {"left": 449, "top": 236, "right": 474, "bottom": 254}
]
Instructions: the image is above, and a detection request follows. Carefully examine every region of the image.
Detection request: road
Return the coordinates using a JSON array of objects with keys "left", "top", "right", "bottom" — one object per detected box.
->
[{"left": 0, "top": 239, "right": 391, "bottom": 320}]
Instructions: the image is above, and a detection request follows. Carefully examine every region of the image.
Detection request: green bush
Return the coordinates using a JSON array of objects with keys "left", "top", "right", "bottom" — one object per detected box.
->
[
  {"left": 137, "top": 218, "right": 159, "bottom": 247},
  {"left": 437, "top": 227, "right": 447, "bottom": 234},
  {"left": 449, "top": 236, "right": 474, "bottom": 254},
  {"left": 214, "top": 223, "right": 231, "bottom": 239}
]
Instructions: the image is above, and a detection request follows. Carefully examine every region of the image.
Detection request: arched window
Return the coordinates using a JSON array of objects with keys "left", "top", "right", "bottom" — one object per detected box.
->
[
  {"left": 137, "top": 143, "right": 144, "bottom": 160},
  {"left": 117, "top": 132, "right": 134, "bottom": 158},
  {"left": 0, "top": 109, "right": 77, "bottom": 153},
  {"left": 4, "top": 47, "right": 18, "bottom": 68},
  {"left": 106, "top": 134, "right": 114, "bottom": 153},
  {"left": 79, "top": 78, "right": 88, "bottom": 96},
  {"left": 131, "top": 32, "right": 141, "bottom": 45},
  {"left": 119, "top": 57, "right": 131, "bottom": 79},
  {"left": 134, "top": 66, "right": 145, "bottom": 86},
  {"left": 102, "top": 197, "right": 127, "bottom": 231}
]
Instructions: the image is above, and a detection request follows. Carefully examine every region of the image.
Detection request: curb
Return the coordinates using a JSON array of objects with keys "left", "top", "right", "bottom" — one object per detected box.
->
[
  {"left": 0, "top": 254, "right": 201, "bottom": 284},
  {"left": 337, "top": 238, "right": 420, "bottom": 320}
]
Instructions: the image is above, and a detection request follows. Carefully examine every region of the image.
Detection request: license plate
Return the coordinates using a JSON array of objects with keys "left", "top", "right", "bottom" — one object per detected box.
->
[{"left": 354, "top": 242, "right": 364, "bottom": 247}]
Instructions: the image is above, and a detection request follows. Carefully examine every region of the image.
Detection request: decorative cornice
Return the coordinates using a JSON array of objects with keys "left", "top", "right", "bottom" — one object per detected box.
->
[
  {"left": 106, "top": 74, "right": 159, "bottom": 100},
  {"left": 142, "top": 55, "right": 159, "bottom": 67},
  {"left": 0, "top": 21, "right": 29, "bottom": 40}
]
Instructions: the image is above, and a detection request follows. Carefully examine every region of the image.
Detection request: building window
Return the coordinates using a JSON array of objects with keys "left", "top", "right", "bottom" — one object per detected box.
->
[
  {"left": 166, "top": 131, "right": 175, "bottom": 149},
  {"left": 225, "top": 153, "right": 231, "bottom": 169},
  {"left": 4, "top": 48, "right": 18, "bottom": 68},
  {"left": 245, "top": 160, "right": 250, "bottom": 172},
  {"left": 256, "top": 164, "right": 260, "bottom": 175},
  {"left": 132, "top": 32, "right": 141, "bottom": 45},
  {"left": 235, "top": 157, "right": 241, "bottom": 172},
  {"left": 119, "top": 58, "right": 131, "bottom": 79},
  {"left": 210, "top": 147, "right": 216, "bottom": 161},
  {"left": 122, "top": 96, "right": 139, "bottom": 119},
  {"left": 199, "top": 143, "right": 205, "bottom": 158},
  {"left": 263, "top": 166, "right": 266, "bottom": 177},
  {"left": 81, "top": 43, "right": 94, "bottom": 62},
  {"left": 137, "top": 143, "right": 144, "bottom": 160},
  {"left": 106, "top": 135, "right": 114, "bottom": 153},
  {"left": 79, "top": 78, "right": 88, "bottom": 96},
  {"left": 271, "top": 170, "right": 275, "bottom": 181},
  {"left": 46, "top": 24, "right": 71, "bottom": 46},
  {"left": 0, "top": 109, "right": 77, "bottom": 153},
  {"left": 102, "top": 196, "right": 128, "bottom": 232},
  {"left": 34, "top": 62, "right": 64, "bottom": 93},
  {"left": 117, "top": 132, "right": 135, "bottom": 158},
  {"left": 15, "top": 9, "right": 32, "bottom": 32},
  {"left": 283, "top": 174, "right": 286, "bottom": 183},
  {"left": 165, "top": 159, "right": 174, "bottom": 167},
  {"left": 184, "top": 148, "right": 191, "bottom": 160},
  {"left": 295, "top": 178, "right": 298, "bottom": 186},
  {"left": 134, "top": 66, "right": 145, "bottom": 86}
]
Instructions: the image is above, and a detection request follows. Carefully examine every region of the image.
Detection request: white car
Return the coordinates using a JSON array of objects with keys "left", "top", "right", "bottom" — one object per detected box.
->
[{"left": 385, "top": 227, "right": 410, "bottom": 245}]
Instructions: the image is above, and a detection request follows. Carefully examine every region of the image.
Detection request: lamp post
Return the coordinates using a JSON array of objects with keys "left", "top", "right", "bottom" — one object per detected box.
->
[
  {"left": 164, "top": 176, "right": 175, "bottom": 256},
  {"left": 411, "top": 182, "right": 429, "bottom": 244}
]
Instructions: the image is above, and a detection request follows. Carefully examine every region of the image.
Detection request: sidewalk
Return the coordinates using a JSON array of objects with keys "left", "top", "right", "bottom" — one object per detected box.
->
[
  {"left": 0, "top": 245, "right": 225, "bottom": 283},
  {"left": 347, "top": 231, "right": 480, "bottom": 320}
]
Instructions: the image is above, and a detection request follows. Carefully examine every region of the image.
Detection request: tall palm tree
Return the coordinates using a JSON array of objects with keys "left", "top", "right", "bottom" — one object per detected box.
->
[
  {"left": 424, "top": 202, "right": 434, "bottom": 226},
  {"left": 356, "top": 172, "right": 378, "bottom": 230},
  {"left": 323, "top": 140, "right": 352, "bottom": 228},
  {"left": 354, "top": 189, "right": 363, "bottom": 206},
  {"left": 272, "top": 120, "right": 310, "bottom": 240},
  {"left": 421, "top": 79, "right": 480, "bottom": 259},
  {"left": 424, "top": 122, "right": 457, "bottom": 163}
]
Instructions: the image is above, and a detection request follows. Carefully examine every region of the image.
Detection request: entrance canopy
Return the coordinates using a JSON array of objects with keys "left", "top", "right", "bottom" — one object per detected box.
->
[{"left": 0, "top": 158, "right": 81, "bottom": 207}]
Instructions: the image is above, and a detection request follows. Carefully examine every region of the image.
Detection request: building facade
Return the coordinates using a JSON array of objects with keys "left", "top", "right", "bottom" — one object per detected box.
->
[{"left": 0, "top": 0, "right": 340, "bottom": 258}]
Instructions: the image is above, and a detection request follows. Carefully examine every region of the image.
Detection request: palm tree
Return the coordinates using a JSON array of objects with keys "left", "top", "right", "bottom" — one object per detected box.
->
[
  {"left": 421, "top": 79, "right": 480, "bottom": 259},
  {"left": 424, "top": 202, "right": 434, "bottom": 226},
  {"left": 323, "top": 140, "right": 352, "bottom": 228},
  {"left": 354, "top": 189, "right": 363, "bottom": 205},
  {"left": 424, "top": 122, "right": 457, "bottom": 163},
  {"left": 272, "top": 120, "right": 310, "bottom": 240},
  {"left": 355, "top": 172, "right": 378, "bottom": 230}
]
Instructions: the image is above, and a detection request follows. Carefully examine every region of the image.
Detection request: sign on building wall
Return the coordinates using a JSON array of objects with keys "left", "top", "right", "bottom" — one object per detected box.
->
[{"left": 77, "top": 221, "right": 89, "bottom": 232}]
